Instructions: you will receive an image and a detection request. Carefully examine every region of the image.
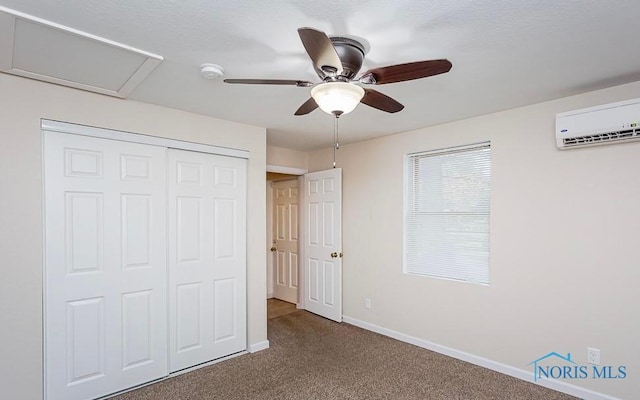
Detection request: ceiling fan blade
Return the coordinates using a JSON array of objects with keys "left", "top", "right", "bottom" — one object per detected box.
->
[
  {"left": 224, "top": 79, "right": 314, "bottom": 87},
  {"left": 294, "top": 97, "right": 318, "bottom": 116},
  {"left": 361, "top": 89, "right": 404, "bottom": 113},
  {"left": 359, "top": 59, "right": 452, "bottom": 85},
  {"left": 297, "top": 27, "right": 343, "bottom": 76}
]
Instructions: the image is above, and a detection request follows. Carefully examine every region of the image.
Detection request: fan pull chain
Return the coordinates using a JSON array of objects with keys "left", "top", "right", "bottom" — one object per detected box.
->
[{"left": 333, "top": 114, "right": 340, "bottom": 168}]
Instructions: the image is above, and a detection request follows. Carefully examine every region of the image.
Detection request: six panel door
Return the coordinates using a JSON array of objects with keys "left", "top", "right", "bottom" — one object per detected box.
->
[
  {"left": 272, "top": 179, "right": 299, "bottom": 304},
  {"left": 303, "top": 168, "right": 343, "bottom": 322},
  {"left": 44, "top": 132, "right": 168, "bottom": 400},
  {"left": 168, "top": 149, "right": 247, "bottom": 373}
]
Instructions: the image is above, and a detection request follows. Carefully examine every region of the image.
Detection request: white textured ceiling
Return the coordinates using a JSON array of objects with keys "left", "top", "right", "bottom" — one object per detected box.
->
[{"left": 2, "top": 0, "right": 640, "bottom": 150}]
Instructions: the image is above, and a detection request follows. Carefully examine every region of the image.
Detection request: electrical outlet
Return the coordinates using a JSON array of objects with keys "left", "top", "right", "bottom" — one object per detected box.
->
[
  {"left": 364, "top": 298, "right": 372, "bottom": 309},
  {"left": 587, "top": 347, "right": 600, "bottom": 365}
]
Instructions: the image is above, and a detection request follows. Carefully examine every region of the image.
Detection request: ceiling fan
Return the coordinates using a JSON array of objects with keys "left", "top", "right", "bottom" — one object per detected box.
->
[{"left": 224, "top": 27, "right": 452, "bottom": 116}]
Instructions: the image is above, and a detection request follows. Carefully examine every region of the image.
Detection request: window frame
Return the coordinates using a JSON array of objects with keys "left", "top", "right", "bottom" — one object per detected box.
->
[{"left": 403, "top": 141, "right": 491, "bottom": 285}]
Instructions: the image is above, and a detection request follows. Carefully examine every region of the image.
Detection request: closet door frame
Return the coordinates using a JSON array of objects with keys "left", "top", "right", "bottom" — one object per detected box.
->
[
  {"left": 42, "top": 120, "right": 249, "bottom": 400},
  {"left": 41, "top": 120, "right": 249, "bottom": 159}
]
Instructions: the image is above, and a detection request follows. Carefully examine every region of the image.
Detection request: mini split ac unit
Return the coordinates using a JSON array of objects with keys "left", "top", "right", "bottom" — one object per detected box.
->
[{"left": 556, "top": 97, "right": 640, "bottom": 149}]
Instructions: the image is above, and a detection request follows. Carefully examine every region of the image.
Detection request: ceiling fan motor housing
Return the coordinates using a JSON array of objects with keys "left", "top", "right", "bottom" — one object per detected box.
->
[{"left": 325, "top": 37, "right": 366, "bottom": 80}]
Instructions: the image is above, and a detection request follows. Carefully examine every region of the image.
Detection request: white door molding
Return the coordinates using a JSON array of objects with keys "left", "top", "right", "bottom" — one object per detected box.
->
[
  {"left": 42, "top": 119, "right": 249, "bottom": 159},
  {"left": 266, "top": 164, "right": 308, "bottom": 175},
  {"left": 296, "top": 175, "right": 305, "bottom": 309},
  {"left": 266, "top": 182, "right": 274, "bottom": 299}
]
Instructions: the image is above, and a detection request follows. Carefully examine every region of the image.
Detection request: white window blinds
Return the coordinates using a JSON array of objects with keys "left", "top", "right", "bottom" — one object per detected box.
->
[{"left": 405, "top": 142, "right": 491, "bottom": 284}]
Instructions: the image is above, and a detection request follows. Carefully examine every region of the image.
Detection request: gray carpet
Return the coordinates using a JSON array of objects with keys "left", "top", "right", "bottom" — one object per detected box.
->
[{"left": 113, "top": 299, "right": 576, "bottom": 399}]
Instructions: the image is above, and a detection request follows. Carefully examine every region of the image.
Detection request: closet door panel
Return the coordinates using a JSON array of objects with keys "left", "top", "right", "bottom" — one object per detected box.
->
[
  {"left": 169, "top": 149, "right": 246, "bottom": 372},
  {"left": 44, "top": 131, "right": 168, "bottom": 400}
]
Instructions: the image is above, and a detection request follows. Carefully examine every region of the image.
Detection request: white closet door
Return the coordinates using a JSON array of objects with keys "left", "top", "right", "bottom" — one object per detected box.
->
[
  {"left": 44, "top": 132, "right": 168, "bottom": 400},
  {"left": 168, "top": 149, "right": 247, "bottom": 372}
]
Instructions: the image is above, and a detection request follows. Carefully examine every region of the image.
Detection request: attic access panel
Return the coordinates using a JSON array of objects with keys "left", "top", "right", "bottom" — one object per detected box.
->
[{"left": 0, "top": 6, "right": 162, "bottom": 98}]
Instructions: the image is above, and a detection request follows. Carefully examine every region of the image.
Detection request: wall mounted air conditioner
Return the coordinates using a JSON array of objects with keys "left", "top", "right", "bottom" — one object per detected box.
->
[{"left": 555, "top": 97, "right": 640, "bottom": 149}]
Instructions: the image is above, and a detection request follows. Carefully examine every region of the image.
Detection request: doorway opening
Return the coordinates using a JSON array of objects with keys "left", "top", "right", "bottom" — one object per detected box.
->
[
  {"left": 266, "top": 166, "right": 343, "bottom": 322},
  {"left": 266, "top": 166, "right": 305, "bottom": 308}
]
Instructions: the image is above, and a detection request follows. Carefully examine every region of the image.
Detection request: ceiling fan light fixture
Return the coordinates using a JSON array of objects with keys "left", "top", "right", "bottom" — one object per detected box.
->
[{"left": 311, "top": 82, "right": 365, "bottom": 115}]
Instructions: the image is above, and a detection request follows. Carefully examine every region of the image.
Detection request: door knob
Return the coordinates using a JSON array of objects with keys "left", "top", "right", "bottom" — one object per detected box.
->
[
  {"left": 330, "top": 252, "right": 338, "bottom": 258},
  {"left": 270, "top": 246, "right": 277, "bottom": 252}
]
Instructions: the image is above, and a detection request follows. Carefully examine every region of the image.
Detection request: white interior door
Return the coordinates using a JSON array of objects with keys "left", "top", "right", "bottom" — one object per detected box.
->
[
  {"left": 303, "top": 168, "right": 342, "bottom": 322},
  {"left": 44, "top": 131, "right": 168, "bottom": 400},
  {"left": 272, "top": 179, "right": 299, "bottom": 304},
  {"left": 168, "top": 149, "right": 247, "bottom": 373}
]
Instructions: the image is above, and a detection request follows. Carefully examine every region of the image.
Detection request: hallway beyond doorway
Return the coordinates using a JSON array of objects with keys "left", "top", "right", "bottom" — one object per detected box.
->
[{"left": 267, "top": 298, "right": 296, "bottom": 319}]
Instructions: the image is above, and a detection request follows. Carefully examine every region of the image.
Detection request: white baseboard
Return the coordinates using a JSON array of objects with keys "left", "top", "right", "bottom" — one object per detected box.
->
[
  {"left": 248, "top": 340, "right": 269, "bottom": 353},
  {"left": 342, "top": 316, "right": 620, "bottom": 400}
]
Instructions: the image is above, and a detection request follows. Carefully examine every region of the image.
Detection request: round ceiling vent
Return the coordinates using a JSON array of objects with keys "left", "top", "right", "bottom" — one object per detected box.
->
[{"left": 200, "top": 64, "right": 224, "bottom": 79}]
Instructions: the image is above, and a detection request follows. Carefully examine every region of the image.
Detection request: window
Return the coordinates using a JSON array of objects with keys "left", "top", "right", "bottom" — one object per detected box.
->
[{"left": 404, "top": 142, "right": 491, "bottom": 284}]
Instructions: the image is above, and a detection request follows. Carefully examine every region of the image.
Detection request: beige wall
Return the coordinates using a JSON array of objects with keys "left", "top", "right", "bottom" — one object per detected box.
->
[
  {"left": 267, "top": 145, "right": 308, "bottom": 170},
  {"left": 309, "top": 81, "right": 640, "bottom": 399},
  {"left": 0, "top": 74, "right": 267, "bottom": 400}
]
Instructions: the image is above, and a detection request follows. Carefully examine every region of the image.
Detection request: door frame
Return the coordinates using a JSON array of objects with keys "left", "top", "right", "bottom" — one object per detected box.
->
[{"left": 265, "top": 165, "right": 306, "bottom": 306}]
